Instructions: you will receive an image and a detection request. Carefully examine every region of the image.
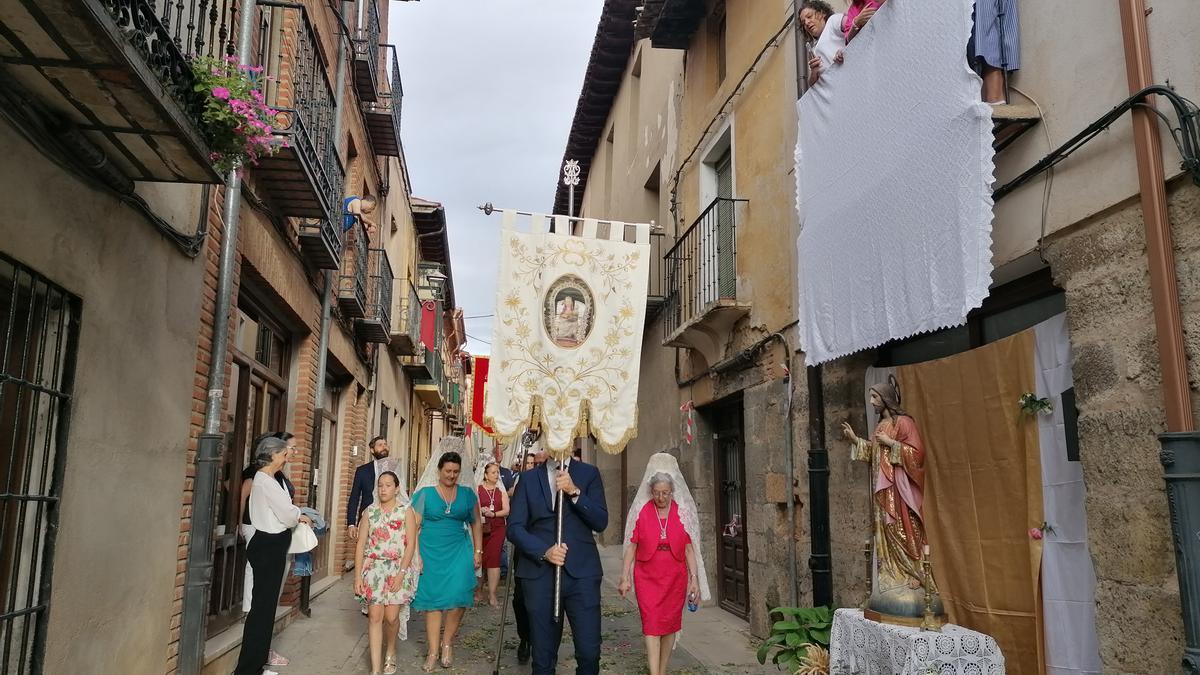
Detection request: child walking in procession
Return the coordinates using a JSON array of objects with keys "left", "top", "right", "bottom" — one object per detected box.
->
[{"left": 353, "top": 471, "right": 416, "bottom": 675}]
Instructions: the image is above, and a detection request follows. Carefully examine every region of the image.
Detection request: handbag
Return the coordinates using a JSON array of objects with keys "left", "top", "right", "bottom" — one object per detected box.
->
[{"left": 288, "top": 522, "right": 318, "bottom": 554}]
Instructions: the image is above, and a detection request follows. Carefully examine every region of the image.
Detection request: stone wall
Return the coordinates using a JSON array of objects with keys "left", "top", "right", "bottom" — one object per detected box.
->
[{"left": 1039, "top": 180, "right": 1200, "bottom": 674}]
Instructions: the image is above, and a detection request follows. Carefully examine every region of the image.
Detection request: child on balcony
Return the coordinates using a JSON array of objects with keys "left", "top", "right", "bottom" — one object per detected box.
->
[{"left": 842, "top": 0, "right": 885, "bottom": 44}]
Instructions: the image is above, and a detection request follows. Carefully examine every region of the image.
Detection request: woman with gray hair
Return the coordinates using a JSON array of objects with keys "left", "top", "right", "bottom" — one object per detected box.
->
[
  {"left": 618, "top": 453, "right": 710, "bottom": 675},
  {"left": 234, "top": 436, "right": 312, "bottom": 675}
]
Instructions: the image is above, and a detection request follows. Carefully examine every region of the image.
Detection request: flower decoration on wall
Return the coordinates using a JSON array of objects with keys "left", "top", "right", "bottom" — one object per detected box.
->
[
  {"left": 1018, "top": 392, "right": 1053, "bottom": 417},
  {"left": 190, "top": 56, "right": 284, "bottom": 173}
]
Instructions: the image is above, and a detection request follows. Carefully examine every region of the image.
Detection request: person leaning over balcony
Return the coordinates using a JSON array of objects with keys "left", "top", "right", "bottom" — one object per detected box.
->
[
  {"left": 969, "top": 0, "right": 1020, "bottom": 103},
  {"left": 843, "top": 0, "right": 885, "bottom": 43},
  {"left": 343, "top": 194, "right": 378, "bottom": 237},
  {"left": 799, "top": 0, "right": 846, "bottom": 87},
  {"left": 234, "top": 436, "right": 313, "bottom": 675}
]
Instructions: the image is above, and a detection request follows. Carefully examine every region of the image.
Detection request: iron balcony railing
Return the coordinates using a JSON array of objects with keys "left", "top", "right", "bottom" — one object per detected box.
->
[
  {"left": 98, "top": 0, "right": 239, "bottom": 122},
  {"left": 662, "top": 197, "right": 748, "bottom": 338},
  {"left": 337, "top": 227, "right": 369, "bottom": 319},
  {"left": 390, "top": 279, "right": 423, "bottom": 355},
  {"left": 362, "top": 45, "right": 403, "bottom": 156},
  {"left": 255, "top": 1, "right": 344, "bottom": 219},
  {"left": 352, "top": 0, "right": 381, "bottom": 102},
  {"left": 358, "top": 248, "right": 394, "bottom": 343}
]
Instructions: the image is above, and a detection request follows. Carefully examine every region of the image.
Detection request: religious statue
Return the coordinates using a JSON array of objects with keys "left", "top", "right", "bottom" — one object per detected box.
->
[
  {"left": 551, "top": 294, "right": 588, "bottom": 348},
  {"left": 841, "top": 375, "right": 944, "bottom": 625}
]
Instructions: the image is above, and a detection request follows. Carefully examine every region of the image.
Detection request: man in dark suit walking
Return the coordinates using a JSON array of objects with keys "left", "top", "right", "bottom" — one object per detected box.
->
[
  {"left": 507, "top": 454, "right": 608, "bottom": 675},
  {"left": 346, "top": 436, "right": 392, "bottom": 542}
]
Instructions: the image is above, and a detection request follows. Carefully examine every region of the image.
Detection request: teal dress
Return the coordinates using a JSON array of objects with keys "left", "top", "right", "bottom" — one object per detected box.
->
[{"left": 411, "top": 485, "right": 478, "bottom": 611}]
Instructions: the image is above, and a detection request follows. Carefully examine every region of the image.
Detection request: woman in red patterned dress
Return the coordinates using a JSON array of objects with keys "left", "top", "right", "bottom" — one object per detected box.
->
[
  {"left": 618, "top": 454, "right": 710, "bottom": 675},
  {"left": 477, "top": 462, "right": 510, "bottom": 607}
]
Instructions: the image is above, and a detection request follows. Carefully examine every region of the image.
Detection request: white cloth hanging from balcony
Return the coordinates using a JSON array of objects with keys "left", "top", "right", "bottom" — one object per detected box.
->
[
  {"left": 483, "top": 210, "right": 652, "bottom": 458},
  {"left": 794, "top": 0, "right": 995, "bottom": 365}
]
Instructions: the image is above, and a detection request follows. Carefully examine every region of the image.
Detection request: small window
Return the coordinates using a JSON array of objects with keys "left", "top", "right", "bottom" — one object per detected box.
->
[{"left": 380, "top": 403, "right": 390, "bottom": 440}]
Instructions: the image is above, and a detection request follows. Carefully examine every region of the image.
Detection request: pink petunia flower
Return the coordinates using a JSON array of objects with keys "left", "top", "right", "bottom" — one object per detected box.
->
[
  {"left": 1028, "top": 527, "right": 1044, "bottom": 540},
  {"left": 211, "top": 86, "right": 231, "bottom": 100}
]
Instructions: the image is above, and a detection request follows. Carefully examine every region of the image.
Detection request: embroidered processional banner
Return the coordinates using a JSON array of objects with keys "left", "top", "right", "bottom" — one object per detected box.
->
[{"left": 483, "top": 210, "right": 651, "bottom": 458}]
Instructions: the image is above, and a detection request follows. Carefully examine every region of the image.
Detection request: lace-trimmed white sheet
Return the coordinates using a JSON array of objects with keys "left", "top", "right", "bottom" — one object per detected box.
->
[
  {"left": 830, "top": 608, "right": 1005, "bottom": 675},
  {"left": 795, "top": 0, "right": 995, "bottom": 365}
]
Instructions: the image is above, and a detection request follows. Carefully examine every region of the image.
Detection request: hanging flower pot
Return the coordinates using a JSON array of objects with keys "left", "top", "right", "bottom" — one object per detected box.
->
[{"left": 189, "top": 55, "right": 284, "bottom": 174}]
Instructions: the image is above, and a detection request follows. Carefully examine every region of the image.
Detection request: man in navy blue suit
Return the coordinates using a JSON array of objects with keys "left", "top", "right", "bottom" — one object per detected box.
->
[
  {"left": 507, "top": 454, "right": 608, "bottom": 675},
  {"left": 345, "top": 436, "right": 391, "bottom": 542}
]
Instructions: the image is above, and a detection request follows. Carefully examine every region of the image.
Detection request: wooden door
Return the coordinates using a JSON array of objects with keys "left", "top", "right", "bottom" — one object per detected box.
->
[{"left": 714, "top": 404, "right": 749, "bottom": 618}]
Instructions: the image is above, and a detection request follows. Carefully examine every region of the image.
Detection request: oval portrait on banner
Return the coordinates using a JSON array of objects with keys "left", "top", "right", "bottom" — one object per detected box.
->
[{"left": 543, "top": 275, "right": 594, "bottom": 349}]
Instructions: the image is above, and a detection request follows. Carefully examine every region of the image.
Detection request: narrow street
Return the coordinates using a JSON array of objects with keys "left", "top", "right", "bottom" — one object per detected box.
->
[{"left": 271, "top": 546, "right": 763, "bottom": 674}]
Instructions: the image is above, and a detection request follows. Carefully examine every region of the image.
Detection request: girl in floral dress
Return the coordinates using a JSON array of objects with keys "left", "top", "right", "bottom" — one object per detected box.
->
[{"left": 354, "top": 471, "right": 416, "bottom": 675}]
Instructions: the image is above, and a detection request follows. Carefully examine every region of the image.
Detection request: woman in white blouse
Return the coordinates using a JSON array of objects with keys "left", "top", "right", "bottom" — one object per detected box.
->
[{"left": 234, "top": 437, "right": 312, "bottom": 675}]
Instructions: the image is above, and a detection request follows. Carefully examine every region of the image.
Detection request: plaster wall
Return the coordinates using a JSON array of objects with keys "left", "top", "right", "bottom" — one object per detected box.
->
[{"left": 0, "top": 123, "right": 206, "bottom": 674}]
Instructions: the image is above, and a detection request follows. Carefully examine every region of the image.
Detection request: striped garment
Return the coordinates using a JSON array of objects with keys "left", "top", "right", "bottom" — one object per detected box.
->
[{"left": 971, "top": 0, "right": 1020, "bottom": 71}]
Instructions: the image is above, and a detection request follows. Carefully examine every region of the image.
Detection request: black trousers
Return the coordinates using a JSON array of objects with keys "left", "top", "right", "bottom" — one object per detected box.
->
[
  {"left": 234, "top": 529, "right": 291, "bottom": 675},
  {"left": 512, "top": 576, "right": 530, "bottom": 642}
]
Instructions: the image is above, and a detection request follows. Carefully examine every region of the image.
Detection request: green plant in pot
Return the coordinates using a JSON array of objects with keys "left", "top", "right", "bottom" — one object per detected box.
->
[
  {"left": 190, "top": 55, "right": 283, "bottom": 173},
  {"left": 756, "top": 606, "right": 832, "bottom": 674}
]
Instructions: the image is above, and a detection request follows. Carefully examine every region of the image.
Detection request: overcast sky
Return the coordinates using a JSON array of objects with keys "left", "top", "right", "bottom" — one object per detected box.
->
[{"left": 389, "top": 2, "right": 603, "bottom": 356}]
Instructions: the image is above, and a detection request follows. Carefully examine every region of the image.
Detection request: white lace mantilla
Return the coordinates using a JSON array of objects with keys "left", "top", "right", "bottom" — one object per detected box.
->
[{"left": 830, "top": 609, "right": 1005, "bottom": 675}]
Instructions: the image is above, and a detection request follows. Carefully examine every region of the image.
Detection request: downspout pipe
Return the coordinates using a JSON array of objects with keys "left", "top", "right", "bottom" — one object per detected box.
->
[
  {"left": 1117, "top": 1, "right": 1200, "bottom": 670},
  {"left": 179, "top": 2, "right": 258, "bottom": 672},
  {"left": 302, "top": 0, "right": 355, "bottom": 615},
  {"left": 791, "top": 1, "right": 832, "bottom": 609}
]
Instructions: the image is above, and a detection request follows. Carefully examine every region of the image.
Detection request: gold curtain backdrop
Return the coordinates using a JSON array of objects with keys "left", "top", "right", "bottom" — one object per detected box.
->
[{"left": 895, "top": 329, "right": 1044, "bottom": 675}]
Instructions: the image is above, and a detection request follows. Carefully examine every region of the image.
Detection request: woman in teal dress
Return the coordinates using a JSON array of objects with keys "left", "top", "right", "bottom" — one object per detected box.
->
[{"left": 401, "top": 451, "right": 483, "bottom": 671}]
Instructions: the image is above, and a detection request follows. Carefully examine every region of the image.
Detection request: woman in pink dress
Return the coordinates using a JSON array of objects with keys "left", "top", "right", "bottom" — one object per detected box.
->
[{"left": 618, "top": 453, "right": 710, "bottom": 675}]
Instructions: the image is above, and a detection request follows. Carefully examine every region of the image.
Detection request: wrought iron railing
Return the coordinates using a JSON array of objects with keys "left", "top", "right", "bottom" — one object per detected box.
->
[
  {"left": 662, "top": 197, "right": 747, "bottom": 338},
  {"left": 353, "top": 0, "right": 381, "bottom": 93},
  {"left": 362, "top": 45, "right": 403, "bottom": 155},
  {"left": 364, "top": 248, "right": 393, "bottom": 329},
  {"left": 97, "top": 0, "right": 239, "bottom": 132},
  {"left": 255, "top": 1, "right": 342, "bottom": 218},
  {"left": 393, "top": 279, "right": 422, "bottom": 348},
  {"left": 338, "top": 227, "right": 369, "bottom": 315}
]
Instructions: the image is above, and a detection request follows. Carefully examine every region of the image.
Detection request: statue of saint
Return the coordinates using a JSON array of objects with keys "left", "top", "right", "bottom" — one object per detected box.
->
[{"left": 842, "top": 375, "right": 943, "bottom": 624}]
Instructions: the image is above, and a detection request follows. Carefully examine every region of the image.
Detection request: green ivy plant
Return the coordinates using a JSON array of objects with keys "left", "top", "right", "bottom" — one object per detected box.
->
[
  {"left": 756, "top": 606, "right": 833, "bottom": 673},
  {"left": 189, "top": 55, "right": 283, "bottom": 173}
]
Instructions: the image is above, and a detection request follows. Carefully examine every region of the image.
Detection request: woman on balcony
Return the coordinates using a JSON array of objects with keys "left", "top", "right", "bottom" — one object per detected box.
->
[{"left": 799, "top": 0, "right": 846, "bottom": 87}]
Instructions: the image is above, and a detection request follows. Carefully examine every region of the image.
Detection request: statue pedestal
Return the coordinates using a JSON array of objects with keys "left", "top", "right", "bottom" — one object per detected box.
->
[{"left": 862, "top": 583, "right": 946, "bottom": 628}]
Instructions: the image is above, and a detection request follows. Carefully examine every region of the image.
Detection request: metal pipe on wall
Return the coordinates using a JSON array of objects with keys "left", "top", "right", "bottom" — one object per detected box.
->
[
  {"left": 791, "top": 0, "right": 832, "bottom": 608},
  {"left": 1116, "top": 0, "right": 1193, "bottom": 433},
  {"left": 179, "top": 2, "right": 258, "bottom": 672},
  {"left": 1117, "top": 0, "right": 1199, "bottom": 669}
]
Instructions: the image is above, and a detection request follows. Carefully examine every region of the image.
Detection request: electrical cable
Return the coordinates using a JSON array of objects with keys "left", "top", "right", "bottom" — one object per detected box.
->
[
  {"left": 994, "top": 84, "right": 1200, "bottom": 202},
  {"left": 0, "top": 71, "right": 210, "bottom": 258},
  {"left": 1007, "top": 85, "right": 1054, "bottom": 265}
]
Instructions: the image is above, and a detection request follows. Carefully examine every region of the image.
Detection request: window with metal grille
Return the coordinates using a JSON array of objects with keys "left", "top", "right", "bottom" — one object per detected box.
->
[{"left": 0, "top": 253, "right": 80, "bottom": 673}]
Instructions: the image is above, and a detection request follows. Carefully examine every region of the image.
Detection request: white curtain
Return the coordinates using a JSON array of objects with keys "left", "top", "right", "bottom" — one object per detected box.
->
[{"left": 1033, "top": 314, "right": 1102, "bottom": 674}]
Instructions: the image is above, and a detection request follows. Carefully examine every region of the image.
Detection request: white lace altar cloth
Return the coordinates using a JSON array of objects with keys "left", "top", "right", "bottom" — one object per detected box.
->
[{"left": 830, "top": 608, "right": 1005, "bottom": 675}]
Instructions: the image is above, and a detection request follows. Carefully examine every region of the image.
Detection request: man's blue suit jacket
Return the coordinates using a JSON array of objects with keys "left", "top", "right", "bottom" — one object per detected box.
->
[{"left": 507, "top": 460, "right": 608, "bottom": 580}]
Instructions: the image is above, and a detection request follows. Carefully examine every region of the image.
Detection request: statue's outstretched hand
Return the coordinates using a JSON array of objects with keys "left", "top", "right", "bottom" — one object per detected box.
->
[{"left": 841, "top": 422, "right": 858, "bottom": 442}]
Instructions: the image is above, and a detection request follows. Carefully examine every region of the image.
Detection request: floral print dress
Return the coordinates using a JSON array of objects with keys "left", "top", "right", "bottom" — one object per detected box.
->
[{"left": 357, "top": 503, "right": 417, "bottom": 638}]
